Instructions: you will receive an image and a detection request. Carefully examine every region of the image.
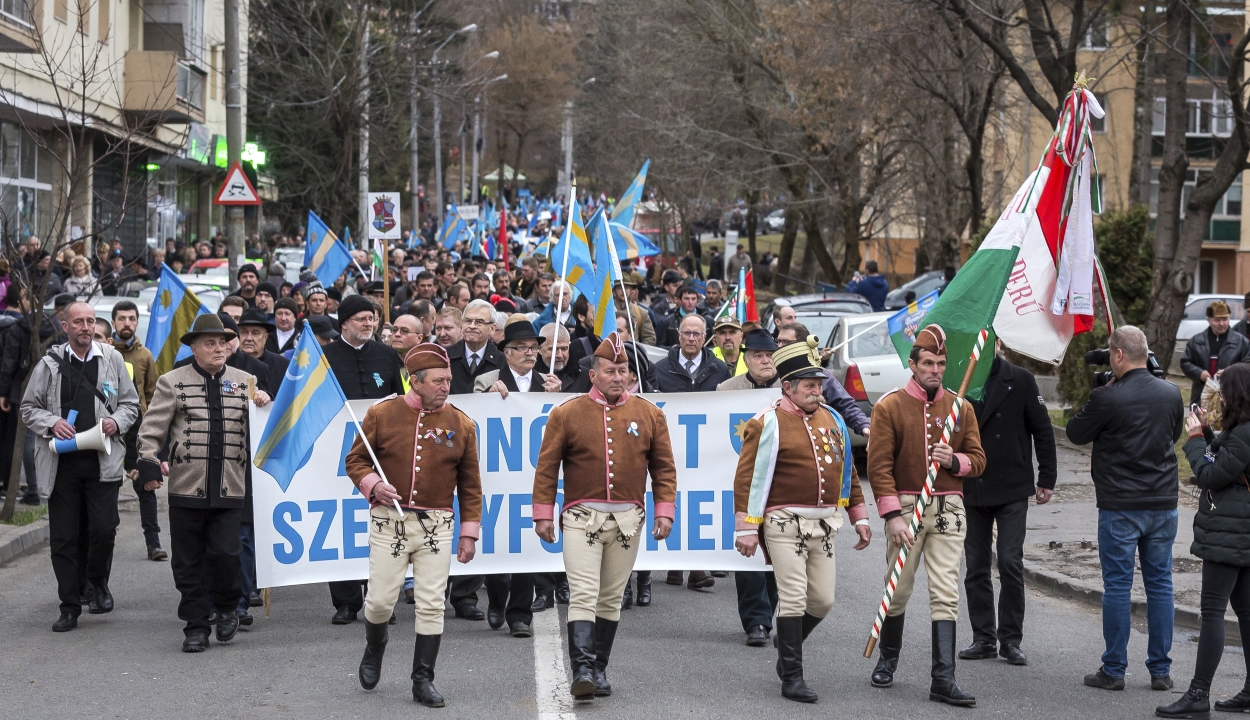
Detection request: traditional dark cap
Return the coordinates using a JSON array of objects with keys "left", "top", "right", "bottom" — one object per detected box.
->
[
  {"left": 498, "top": 315, "right": 545, "bottom": 349},
  {"left": 363, "top": 280, "right": 385, "bottom": 295},
  {"left": 593, "top": 332, "right": 629, "bottom": 364},
  {"left": 337, "top": 294, "right": 375, "bottom": 323},
  {"left": 180, "top": 313, "right": 237, "bottom": 345},
  {"left": 216, "top": 312, "right": 240, "bottom": 334},
  {"left": 326, "top": 287, "right": 343, "bottom": 302},
  {"left": 405, "top": 343, "right": 450, "bottom": 374},
  {"left": 1208, "top": 300, "right": 1232, "bottom": 318},
  {"left": 238, "top": 307, "right": 275, "bottom": 333},
  {"left": 237, "top": 263, "right": 259, "bottom": 280},
  {"left": 742, "top": 328, "right": 778, "bottom": 352},
  {"left": 913, "top": 324, "right": 947, "bottom": 357},
  {"left": 256, "top": 281, "right": 277, "bottom": 298},
  {"left": 274, "top": 297, "right": 298, "bottom": 315},
  {"left": 308, "top": 314, "right": 339, "bottom": 340},
  {"left": 773, "top": 335, "right": 825, "bottom": 381},
  {"left": 713, "top": 315, "right": 742, "bottom": 331}
]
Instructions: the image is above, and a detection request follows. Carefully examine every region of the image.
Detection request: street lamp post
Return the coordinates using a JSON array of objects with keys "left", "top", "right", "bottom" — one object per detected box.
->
[
  {"left": 559, "top": 77, "right": 594, "bottom": 204},
  {"left": 430, "top": 23, "right": 476, "bottom": 227},
  {"left": 472, "top": 73, "right": 507, "bottom": 207}
]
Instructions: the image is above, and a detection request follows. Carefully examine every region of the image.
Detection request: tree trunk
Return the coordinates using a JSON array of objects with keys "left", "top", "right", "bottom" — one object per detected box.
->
[
  {"left": 746, "top": 189, "right": 759, "bottom": 260},
  {"left": 801, "top": 207, "right": 838, "bottom": 285},
  {"left": 772, "top": 205, "right": 800, "bottom": 294},
  {"left": 1143, "top": 1, "right": 1190, "bottom": 369},
  {"left": 1129, "top": 2, "right": 1158, "bottom": 207},
  {"left": 965, "top": 131, "right": 985, "bottom": 236}
]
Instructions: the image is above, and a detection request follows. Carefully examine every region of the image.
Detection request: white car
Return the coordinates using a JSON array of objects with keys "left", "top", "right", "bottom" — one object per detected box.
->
[
  {"left": 763, "top": 209, "right": 786, "bottom": 233},
  {"left": 1176, "top": 294, "right": 1245, "bottom": 341},
  {"left": 824, "top": 311, "right": 911, "bottom": 452}
]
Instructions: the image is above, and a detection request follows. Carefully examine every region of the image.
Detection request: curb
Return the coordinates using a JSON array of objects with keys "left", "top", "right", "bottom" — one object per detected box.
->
[
  {"left": 1022, "top": 558, "right": 1235, "bottom": 646},
  {"left": 0, "top": 517, "right": 49, "bottom": 566}
]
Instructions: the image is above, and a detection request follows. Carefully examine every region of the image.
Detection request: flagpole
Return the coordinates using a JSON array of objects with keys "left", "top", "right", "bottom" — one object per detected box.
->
[
  {"left": 864, "top": 327, "right": 988, "bottom": 658},
  {"left": 703, "top": 297, "right": 735, "bottom": 348},
  {"left": 828, "top": 316, "right": 890, "bottom": 353},
  {"left": 340, "top": 397, "right": 405, "bottom": 519},
  {"left": 381, "top": 237, "right": 391, "bottom": 325},
  {"left": 550, "top": 183, "right": 575, "bottom": 375},
  {"left": 603, "top": 227, "right": 643, "bottom": 396}
]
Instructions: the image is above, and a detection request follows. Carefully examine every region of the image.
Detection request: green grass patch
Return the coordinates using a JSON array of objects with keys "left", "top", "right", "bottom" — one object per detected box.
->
[
  {"left": 1048, "top": 409, "right": 1069, "bottom": 428},
  {"left": 2, "top": 504, "right": 47, "bottom": 526}
]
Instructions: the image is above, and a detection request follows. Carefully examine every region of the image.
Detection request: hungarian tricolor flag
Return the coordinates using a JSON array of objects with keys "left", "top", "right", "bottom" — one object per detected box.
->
[{"left": 895, "top": 77, "right": 1114, "bottom": 400}]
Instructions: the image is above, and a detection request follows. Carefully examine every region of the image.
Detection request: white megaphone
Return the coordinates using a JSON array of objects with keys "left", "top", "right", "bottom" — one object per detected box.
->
[{"left": 49, "top": 410, "right": 112, "bottom": 456}]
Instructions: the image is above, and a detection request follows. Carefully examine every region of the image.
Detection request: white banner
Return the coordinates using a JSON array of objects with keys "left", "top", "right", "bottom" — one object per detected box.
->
[
  {"left": 252, "top": 390, "right": 784, "bottom": 588},
  {"left": 367, "top": 192, "right": 402, "bottom": 240}
]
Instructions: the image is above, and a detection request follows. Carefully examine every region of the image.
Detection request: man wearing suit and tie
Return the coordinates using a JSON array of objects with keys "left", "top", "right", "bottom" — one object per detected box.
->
[
  {"left": 447, "top": 300, "right": 506, "bottom": 396},
  {"left": 467, "top": 316, "right": 562, "bottom": 637}
]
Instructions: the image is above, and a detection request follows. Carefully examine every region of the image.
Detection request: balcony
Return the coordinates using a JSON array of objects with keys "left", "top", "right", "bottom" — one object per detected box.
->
[
  {"left": 0, "top": 0, "right": 38, "bottom": 53},
  {"left": 123, "top": 51, "right": 206, "bottom": 124}
]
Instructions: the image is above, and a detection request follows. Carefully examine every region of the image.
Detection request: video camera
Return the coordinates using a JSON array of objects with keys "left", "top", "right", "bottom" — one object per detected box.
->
[{"left": 1086, "top": 348, "right": 1166, "bottom": 389}]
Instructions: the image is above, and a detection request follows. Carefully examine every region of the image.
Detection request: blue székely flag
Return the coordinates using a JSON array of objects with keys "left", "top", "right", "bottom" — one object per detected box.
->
[
  {"left": 610, "top": 159, "right": 650, "bottom": 229},
  {"left": 607, "top": 221, "right": 661, "bottom": 261},
  {"left": 146, "top": 265, "right": 213, "bottom": 374},
  {"left": 254, "top": 322, "right": 350, "bottom": 492},
  {"left": 438, "top": 210, "right": 472, "bottom": 249},
  {"left": 887, "top": 289, "right": 941, "bottom": 359},
  {"left": 548, "top": 193, "right": 596, "bottom": 295},
  {"left": 590, "top": 208, "right": 622, "bottom": 338},
  {"left": 304, "top": 210, "right": 354, "bottom": 287},
  {"left": 342, "top": 225, "right": 352, "bottom": 249}
]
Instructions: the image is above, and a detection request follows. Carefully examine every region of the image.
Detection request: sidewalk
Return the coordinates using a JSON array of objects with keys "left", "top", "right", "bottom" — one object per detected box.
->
[{"left": 1022, "top": 428, "right": 1227, "bottom": 639}]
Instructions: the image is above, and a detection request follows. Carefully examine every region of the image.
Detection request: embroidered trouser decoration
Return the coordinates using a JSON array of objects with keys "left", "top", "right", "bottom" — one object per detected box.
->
[
  {"left": 883, "top": 495, "right": 966, "bottom": 622},
  {"left": 562, "top": 505, "right": 644, "bottom": 623},
  {"left": 364, "top": 507, "right": 455, "bottom": 634},
  {"left": 765, "top": 510, "right": 842, "bottom": 619}
]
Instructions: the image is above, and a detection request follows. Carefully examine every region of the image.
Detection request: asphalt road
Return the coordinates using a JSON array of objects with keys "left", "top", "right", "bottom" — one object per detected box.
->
[{"left": 0, "top": 500, "right": 1240, "bottom": 720}]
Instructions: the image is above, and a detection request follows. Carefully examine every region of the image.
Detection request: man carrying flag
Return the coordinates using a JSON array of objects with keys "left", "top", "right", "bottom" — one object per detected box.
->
[
  {"left": 346, "top": 343, "right": 482, "bottom": 708},
  {"left": 137, "top": 314, "right": 270, "bottom": 653}
]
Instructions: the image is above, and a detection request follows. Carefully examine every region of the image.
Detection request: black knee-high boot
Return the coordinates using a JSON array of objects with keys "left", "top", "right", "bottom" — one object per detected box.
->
[
  {"left": 871, "top": 613, "right": 905, "bottom": 688},
  {"left": 593, "top": 617, "right": 619, "bottom": 697},
  {"left": 930, "top": 620, "right": 975, "bottom": 706},
  {"left": 776, "top": 616, "right": 817, "bottom": 703},
  {"left": 358, "top": 620, "right": 388, "bottom": 690},
  {"left": 567, "top": 620, "right": 597, "bottom": 700},
  {"left": 411, "top": 634, "right": 444, "bottom": 707}
]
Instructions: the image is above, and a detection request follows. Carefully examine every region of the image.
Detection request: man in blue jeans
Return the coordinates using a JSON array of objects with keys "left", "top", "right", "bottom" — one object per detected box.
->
[{"left": 1066, "top": 326, "right": 1184, "bottom": 692}]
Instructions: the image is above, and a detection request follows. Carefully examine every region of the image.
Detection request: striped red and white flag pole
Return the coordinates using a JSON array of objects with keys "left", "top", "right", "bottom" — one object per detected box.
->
[{"left": 864, "top": 327, "right": 989, "bottom": 657}]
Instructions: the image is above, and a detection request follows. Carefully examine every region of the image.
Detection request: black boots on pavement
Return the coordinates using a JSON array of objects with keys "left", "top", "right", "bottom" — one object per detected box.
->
[
  {"left": 930, "top": 620, "right": 976, "bottom": 707},
  {"left": 593, "top": 618, "right": 619, "bottom": 697},
  {"left": 568, "top": 620, "right": 597, "bottom": 700},
  {"left": 871, "top": 613, "right": 905, "bottom": 688},
  {"left": 411, "top": 634, "right": 444, "bottom": 707},
  {"left": 775, "top": 615, "right": 817, "bottom": 702},
  {"left": 358, "top": 620, "right": 388, "bottom": 690}
]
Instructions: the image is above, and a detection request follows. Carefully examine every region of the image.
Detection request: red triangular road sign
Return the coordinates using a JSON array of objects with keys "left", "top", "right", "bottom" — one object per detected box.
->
[{"left": 214, "top": 161, "right": 262, "bottom": 205}]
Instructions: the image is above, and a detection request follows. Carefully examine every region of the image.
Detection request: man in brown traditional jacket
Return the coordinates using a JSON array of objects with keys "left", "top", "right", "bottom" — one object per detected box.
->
[
  {"left": 867, "top": 324, "right": 986, "bottom": 706},
  {"left": 733, "top": 335, "right": 873, "bottom": 702},
  {"left": 533, "top": 332, "right": 678, "bottom": 702},
  {"left": 345, "top": 342, "right": 482, "bottom": 708}
]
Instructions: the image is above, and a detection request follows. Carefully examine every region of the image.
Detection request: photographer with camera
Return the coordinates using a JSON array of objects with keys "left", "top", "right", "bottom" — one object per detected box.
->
[
  {"left": 1066, "top": 326, "right": 1185, "bottom": 693},
  {"left": 1180, "top": 300, "right": 1250, "bottom": 405}
]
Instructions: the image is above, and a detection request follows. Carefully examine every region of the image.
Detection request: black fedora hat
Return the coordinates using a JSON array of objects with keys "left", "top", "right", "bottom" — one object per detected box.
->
[
  {"left": 238, "top": 307, "right": 276, "bottom": 333},
  {"left": 180, "top": 313, "right": 237, "bottom": 346},
  {"left": 742, "top": 328, "right": 778, "bottom": 352},
  {"left": 498, "top": 318, "right": 546, "bottom": 349}
]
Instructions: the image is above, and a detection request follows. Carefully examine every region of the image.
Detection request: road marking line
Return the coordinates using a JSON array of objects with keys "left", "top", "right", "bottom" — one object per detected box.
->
[{"left": 532, "top": 606, "right": 577, "bottom": 720}]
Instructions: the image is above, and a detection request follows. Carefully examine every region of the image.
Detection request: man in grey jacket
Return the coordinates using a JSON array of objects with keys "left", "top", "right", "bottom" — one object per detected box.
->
[
  {"left": 1180, "top": 300, "right": 1250, "bottom": 405},
  {"left": 21, "top": 302, "right": 139, "bottom": 633}
]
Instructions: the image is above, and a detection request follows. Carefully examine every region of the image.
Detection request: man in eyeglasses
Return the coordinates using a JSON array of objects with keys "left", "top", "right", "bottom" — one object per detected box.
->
[
  {"left": 446, "top": 300, "right": 506, "bottom": 397},
  {"left": 391, "top": 314, "right": 425, "bottom": 391}
]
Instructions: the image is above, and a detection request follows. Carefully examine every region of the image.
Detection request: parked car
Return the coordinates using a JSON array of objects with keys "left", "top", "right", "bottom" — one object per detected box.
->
[
  {"left": 825, "top": 311, "right": 911, "bottom": 456},
  {"left": 273, "top": 247, "right": 307, "bottom": 284},
  {"left": 761, "top": 292, "right": 872, "bottom": 334},
  {"left": 1176, "top": 294, "right": 1245, "bottom": 341},
  {"left": 763, "top": 209, "right": 786, "bottom": 233},
  {"left": 883, "top": 270, "right": 946, "bottom": 310}
]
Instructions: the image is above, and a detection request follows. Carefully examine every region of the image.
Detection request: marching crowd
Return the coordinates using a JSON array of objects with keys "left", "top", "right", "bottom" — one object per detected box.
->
[{"left": 10, "top": 230, "right": 1250, "bottom": 718}]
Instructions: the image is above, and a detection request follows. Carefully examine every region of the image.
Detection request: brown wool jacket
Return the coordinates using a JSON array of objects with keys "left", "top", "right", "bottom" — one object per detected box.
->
[
  {"left": 346, "top": 392, "right": 483, "bottom": 537},
  {"left": 112, "top": 337, "right": 158, "bottom": 413},
  {"left": 733, "top": 399, "right": 868, "bottom": 526},
  {"left": 867, "top": 378, "right": 986, "bottom": 518},
  {"left": 532, "top": 388, "right": 678, "bottom": 521}
]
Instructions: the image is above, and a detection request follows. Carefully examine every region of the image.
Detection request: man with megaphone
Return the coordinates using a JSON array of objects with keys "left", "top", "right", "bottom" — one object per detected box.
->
[{"left": 20, "top": 301, "right": 139, "bottom": 633}]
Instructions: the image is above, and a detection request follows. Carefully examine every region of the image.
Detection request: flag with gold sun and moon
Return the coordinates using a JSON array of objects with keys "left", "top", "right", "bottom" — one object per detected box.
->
[
  {"left": 146, "top": 265, "right": 214, "bottom": 374},
  {"left": 254, "top": 321, "right": 349, "bottom": 491}
]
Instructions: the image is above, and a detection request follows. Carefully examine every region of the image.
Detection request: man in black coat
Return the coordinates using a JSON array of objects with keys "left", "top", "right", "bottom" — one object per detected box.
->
[
  {"left": 654, "top": 315, "right": 730, "bottom": 393},
  {"left": 958, "top": 347, "right": 1057, "bottom": 667},
  {"left": 1180, "top": 300, "right": 1250, "bottom": 405},
  {"left": 236, "top": 308, "right": 290, "bottom": 396},
  {"left": 321, "top": 295, "right": 405, "bottom": 625},
  {"left": 447, "top": 299, "right": 506, "bottom": 396}
]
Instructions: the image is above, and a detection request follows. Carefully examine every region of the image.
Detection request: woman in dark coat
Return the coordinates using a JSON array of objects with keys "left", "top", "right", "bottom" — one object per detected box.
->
[{"left": 1159, "top": 363, "right": 1250, "bottom": 718}]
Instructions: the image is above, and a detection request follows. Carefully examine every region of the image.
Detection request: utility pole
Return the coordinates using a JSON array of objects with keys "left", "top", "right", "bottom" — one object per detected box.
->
[
  {"left": 459, "top": 98, "right": 466, "bottom": 206},
  {"left": 433, "top": 82, "right": 443, "bottom": 226},
  {"left": 471, "top": 95, "right": 481, "bottom": 205},
  {"left": 559, "top": 99, "right": 571, "bottom": 203},
  {"left": 224, "top": 0, "right": 243, "bottom": 290},
  {"left": 358, "top": 14, "right": 371, "bottom": 248},
  {"left": 409, "top": 14, "right": 420, "bottom": 237}
]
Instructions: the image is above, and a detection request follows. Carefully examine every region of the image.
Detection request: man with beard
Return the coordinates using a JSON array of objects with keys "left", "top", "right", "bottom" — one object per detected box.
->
[
  {"left": 235, "top": 264, "right": 261, "bottom": 308},
  {"left": 110, "top": 300, "right": 164, "bottom": 561},
  {"left": 255, "top": 282, "right": 277, "bottom": 321}
]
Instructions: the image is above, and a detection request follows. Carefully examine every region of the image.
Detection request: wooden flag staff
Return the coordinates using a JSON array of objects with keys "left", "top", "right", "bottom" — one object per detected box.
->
[{"left": 864, "top": 327, "right": 989, "bottom": 657}]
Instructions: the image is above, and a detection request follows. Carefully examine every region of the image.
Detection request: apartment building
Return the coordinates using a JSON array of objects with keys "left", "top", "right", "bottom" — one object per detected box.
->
[{"left": 0, "top": 0, "right": 248, "bottom": 257}]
